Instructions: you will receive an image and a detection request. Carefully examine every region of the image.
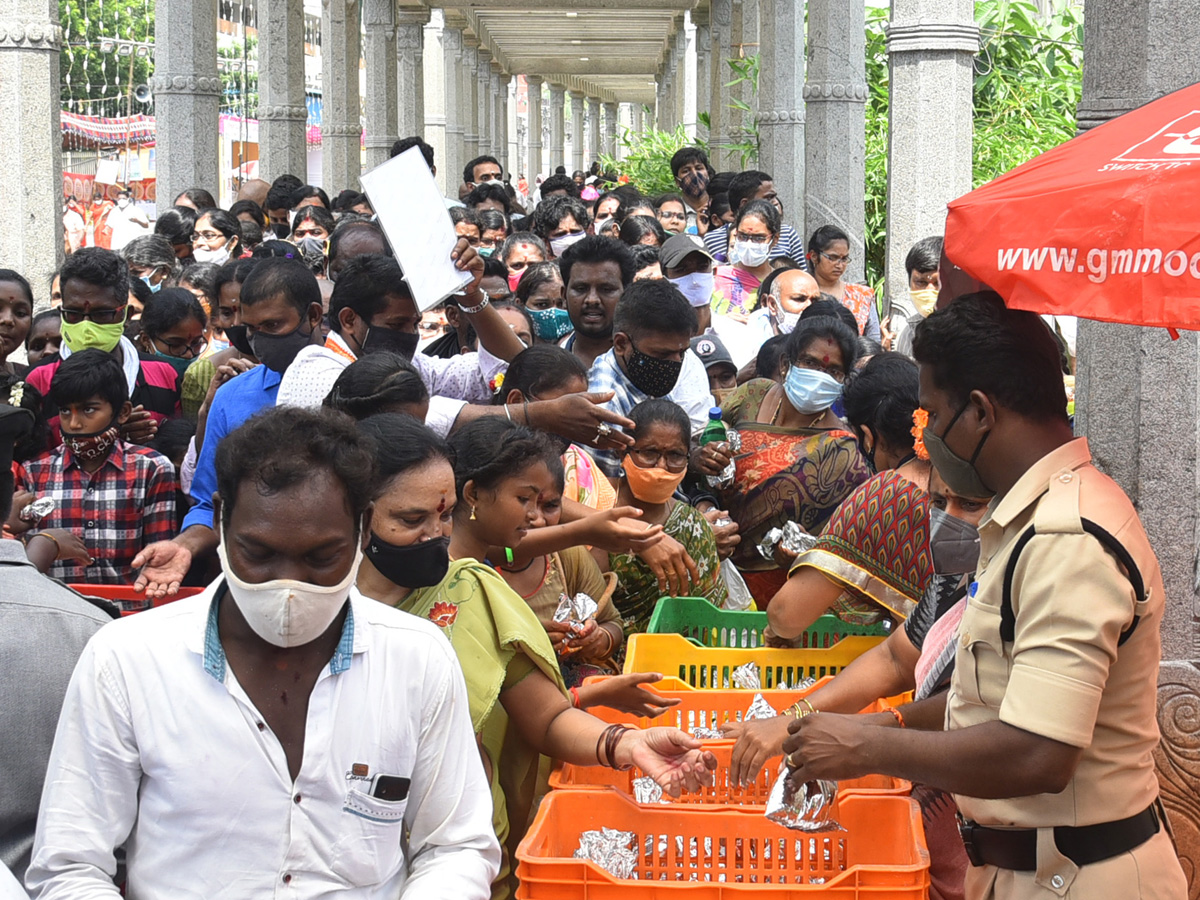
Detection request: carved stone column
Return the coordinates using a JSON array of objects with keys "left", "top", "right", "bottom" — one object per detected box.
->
[
  {"left": 475, "top": 48, "right": 492, "bottom": 157},
  {"left": 548, "top": 84, "right": 566, "bottom": 172},
  {"left": 440, "top": 16, "right": 464, "bottom": 185},
  {"left": 757, "top": 0, "right": 804, "bottom": 227},
  {"left": 693, "top": 4, "right": 711, "bottom": 142},
  {"left": 707, "top": 0, "right": 734, "bottom": 167},
  {"left": 525, "top": 75, "right": 543, "bottom": 179},
  {"left": 681, "top": 15, "right": 698, "bottom": 140},
  {"left": 804, "top": 0, "right": 867, "bottom": 282},
  {"left": 321, "top": 0, "right": 362, "bottom": 192},
  {"left": 494, "top": 69, "right": 509, "bottom": 172},
  {"left": 362, "top": 0, "right": 397, "bottom": 171},
  {"left": 395, "top": 8, "right": 428, "bottom": 142},
  {"left": 153, "top": 0, "right": 220, "bottom": 209},
  {"left": 585, "top": 97, "right": 600, "bottom": 168},
  {"left": 258, "top": 0, "right": 308, "bottom": 183},
  {"left": 632, "top": 102, "right": 644, "bottom": 137},
  {"left": 0, "top": 0, "right": 62, "bottom": 290},
  {"left": 568, "top": 90, "right": 585, "bottom": 173},
  {"left": 883, "top": 0, "right": 978, "bottom": 298},
  {"left": 603, "top": 101, "right": 618, "bottom": 158},
  {"left": 460, "top": 35, "right": 480, "bottom": 165}
]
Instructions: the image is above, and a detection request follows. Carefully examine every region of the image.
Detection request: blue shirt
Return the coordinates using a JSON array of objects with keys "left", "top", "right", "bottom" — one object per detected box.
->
[{"left": 182, "top": 366, "right": 282, "bottom": 533}]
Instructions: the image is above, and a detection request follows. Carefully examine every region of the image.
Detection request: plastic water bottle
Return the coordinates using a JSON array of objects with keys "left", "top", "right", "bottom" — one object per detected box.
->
[{"left": 700, "top": 407, "right": 736, "bottom": 488}]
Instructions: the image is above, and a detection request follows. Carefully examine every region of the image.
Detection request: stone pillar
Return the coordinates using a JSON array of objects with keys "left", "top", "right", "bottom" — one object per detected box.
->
[
  {"left": 422, "top": 13, "right": 447, "bottom": 194},
  {"left": 693, "top": 5, "right": 712, "bottom": 142},
  {"left": 257, "top": 0, "right": 308, "bottom": 183},
  {"left": 460, "top": 36, "right": 480, "bottom": 165},
  {"left": 586, "top": 97, "right": 601, "bottom": 167},
  {"left": 525, "top": 75, "right": 543, "bottom": 179},
  {"left": 603, "top": 101, "right": 618, "bottom": 157},
  {"left": 756, "top": 0, "right": 804, "bottom": 227},
  {"left": 1071, "top": 5, "right": 1200, "bottom": 871},
  {"left": 730, "top": 0, "right": 758, "bottom": 146},
  {"left": 396, "top": 8, "right": 428, "bottom": 141},
  {"left": 476, "top": 48, "right": 492, "bottom": 157},
  {"left": 0, "top": 0, "right": 62, "bottom": 290},
  {"left": 152, "top": 0, "right": 219, "bottom": 209},
  {"left": 632, "top": 103, "right": 644, "bottom": 137},
  {"left": 568, "top": 90, "right": 585, "bottom": 173},
  {"left": 883, "top": 0, "right": 977, "bottom": 300},
  {"left": 321, "top": 0, "right": 362, "bottom": 192},
  {"left": 441, "top": 17, "right": 464, "bottom": 185},
  {"left": 804, "top": 0, "right": 867, "bottom": 282},
  {"left": 362, "top": 0, "right": 397, "bottom": 171},
  {"left": 494, "top": 69, "right": 508, "bottom": 171},
  {"left": 549, "top": 84, "right": 566, "bottom": 172},
  {"left": 682, "top": 14, "right": 698, "bottom": 140},
  {"left": 707, "top": 0, "right": 734, "bottom": 167}
]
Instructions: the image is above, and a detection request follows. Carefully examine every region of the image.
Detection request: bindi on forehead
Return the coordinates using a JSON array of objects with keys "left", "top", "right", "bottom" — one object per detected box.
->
[{"left": 436, "top": 496, "right": 446, "bottom": 513}]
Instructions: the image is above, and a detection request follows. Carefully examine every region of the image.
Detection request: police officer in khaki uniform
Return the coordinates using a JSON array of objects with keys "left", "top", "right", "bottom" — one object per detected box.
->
[{"left": 782, "top": 293, "right": 1186, "bottom": 900}]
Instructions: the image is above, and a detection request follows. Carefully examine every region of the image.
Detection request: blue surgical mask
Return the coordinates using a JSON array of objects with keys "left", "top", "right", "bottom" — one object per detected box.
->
[
  {"left": 783, "top": 366, "right": 843, "bottom": 415},
  {"left": 478, "top": 246, "right": 496, "bottom": 258},
  {"left": 140, "top": 274, "right": 162, "bottom": 294},
  {"left": 527, "top": 307, "right": 573, "bottom": 342}
]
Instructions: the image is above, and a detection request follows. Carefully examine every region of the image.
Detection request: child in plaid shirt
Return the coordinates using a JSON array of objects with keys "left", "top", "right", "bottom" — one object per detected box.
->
[{"left": 17, "top": 349, "right": 175, "bottom": 607}]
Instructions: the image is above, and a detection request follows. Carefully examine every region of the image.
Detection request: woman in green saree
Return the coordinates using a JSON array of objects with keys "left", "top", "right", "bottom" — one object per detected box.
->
[{"left": 354, "top": 414, "right": 716, "bottom": 900}]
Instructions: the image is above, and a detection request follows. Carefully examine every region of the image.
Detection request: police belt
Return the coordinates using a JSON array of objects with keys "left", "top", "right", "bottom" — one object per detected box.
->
[{"left": 957, "top": 803, "right": 1160, "bottom": 871}]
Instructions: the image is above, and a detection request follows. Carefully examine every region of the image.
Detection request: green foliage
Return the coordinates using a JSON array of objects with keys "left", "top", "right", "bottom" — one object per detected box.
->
[
  {"left": 219, "top": 37, "right": 259, "bottom": 116},
  {"left": 598, "top": 118, "right": 703, "bottom": 195},
  {"left": 862, "top": 0, "right": 1083, "bottom": 290},
  {"left": 60, "top": 0, "right": 154, "bottom": 116},
  {"left": 725, "top": 54, "right": 761, "bottom": 167}
]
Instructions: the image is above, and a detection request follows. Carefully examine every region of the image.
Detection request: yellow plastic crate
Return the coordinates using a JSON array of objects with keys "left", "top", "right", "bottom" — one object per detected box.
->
[{"left": 622, "top": 632, "right": 884, "bottom": 689}]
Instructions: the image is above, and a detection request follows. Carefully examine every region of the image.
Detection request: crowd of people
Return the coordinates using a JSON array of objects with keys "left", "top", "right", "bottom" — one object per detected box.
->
[{"left": 0, "top": 135, "right": 1185, "bottom": 900}]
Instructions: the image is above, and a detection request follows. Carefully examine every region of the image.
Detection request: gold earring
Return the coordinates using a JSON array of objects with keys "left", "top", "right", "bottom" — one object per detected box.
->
[{"left": 470, "top": 505, "right": 477, "bottom": 521}]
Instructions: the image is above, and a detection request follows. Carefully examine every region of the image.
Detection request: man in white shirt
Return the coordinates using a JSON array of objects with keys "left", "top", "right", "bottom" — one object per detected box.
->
[
  {"left": 106, "top": 189, "right": 150, "bottom": 252},
  {"left": 27, "top": 407, "right": 499, "bottom": 899}
]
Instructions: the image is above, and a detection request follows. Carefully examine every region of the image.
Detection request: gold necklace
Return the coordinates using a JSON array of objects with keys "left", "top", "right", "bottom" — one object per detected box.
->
[{"left": 769, "top": 390, "right": 826, "bottom": 428}]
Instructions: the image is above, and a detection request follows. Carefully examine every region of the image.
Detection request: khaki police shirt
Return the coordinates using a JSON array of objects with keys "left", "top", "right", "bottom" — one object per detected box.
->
[{"left": 947, "top": 438, "right": 1162, "bottom": 828}]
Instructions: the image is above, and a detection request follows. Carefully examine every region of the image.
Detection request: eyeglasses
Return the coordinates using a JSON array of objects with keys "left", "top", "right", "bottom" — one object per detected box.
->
[
  {"left": 157, "top": 336, "right": 209, "bottom": 358},
  {"left": 793, "top": 353, "right": 847, "bottom": 383},
  {"left": 61, "top": 304, "right": 127, "bottom": 325},
  {"left": 819, "top": 251, "right": 851, "bottom": 266},
  {"left": 191, "top": 231, "right": 225, "bottom": 243},
  {"left": 627, "top": 447, "right": 689, "bottom": 472},
  {"left": 735, "top": 231, "right": 771, "bottom": 244},
  {"left": 659, "top": 210, "right": 686, "bottom": 221}
]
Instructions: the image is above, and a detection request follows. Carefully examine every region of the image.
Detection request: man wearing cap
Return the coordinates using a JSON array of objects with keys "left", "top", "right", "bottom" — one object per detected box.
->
[
  {"left": 689, "top": 334, "right": 738, "bottom": 406},
  {"left": 662, "top": 234, "right": 758, "bottom": 368},
  {"left": 0, "top": 402, "right": 114, "bottom": 885}
]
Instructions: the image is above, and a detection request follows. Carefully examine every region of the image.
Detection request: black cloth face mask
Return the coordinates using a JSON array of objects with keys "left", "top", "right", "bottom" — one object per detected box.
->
[
  {"left": 362, "top": 326, "right": 419, "bottom": 361},
  {"left": 224, "top": 324, "right": 255, "bottom": 357},
  {"left": 623, "top": 342, "right": 683, "bottom": 398},
  {"left": 249, "top": 320, "right": 315, "bottom": 373},
  {"left": 366, "top": 532, "right": 450, "bottom": 589}
]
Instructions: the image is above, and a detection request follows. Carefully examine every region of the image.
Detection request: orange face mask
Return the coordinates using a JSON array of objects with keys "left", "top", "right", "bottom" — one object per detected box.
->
[{"left": 621, "top": 455, "right": 687, "bottom": 504}]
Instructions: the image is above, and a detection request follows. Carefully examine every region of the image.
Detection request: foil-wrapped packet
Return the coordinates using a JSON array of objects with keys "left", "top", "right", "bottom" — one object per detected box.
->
[
  {"left": 788, "top": 676, "right": 818, "bottom": 692},
  {"left": 705, "top": 429, "right": 743, "bottom": 489},
  {"left": 689, "top": 725, "right": 724, "bottom": 739},
  {"left": 731, "top": 661, "right": 761, "bottom": 690},
  {"left": 575, "top": 827, "right": 637, "bottom": 879},
  {"left": 552, "top": 591, "right": 599, "bottom": 638},
  {"left": 745, "top": 692, "right": 777, "bottom": 720},
  {"left": 19, "top": 496, "right": 55, "bottom": 523},
  {"left": 764, "top": 761, "right": 843, "bottom": 832},
  {"left": 756, "top": 520, "right": 820, "bottom": 561},
  {"left": 632, "top": 775, "right": 666, "bottom": 804}
]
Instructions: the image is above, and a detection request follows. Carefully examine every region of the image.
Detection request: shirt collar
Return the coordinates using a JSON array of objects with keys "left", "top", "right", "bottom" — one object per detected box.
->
[
  {"left": 199, "top": 584, "right": 358, "bottom": 683},
  {"left": 0, "top": 538, "right": 36, "bottom": 568},
  {"left": 325, "top": 330, "right": 358, "bottom": 362},
  {"left": 989, "top": 437, "right": 1093, "bottom": 529}
]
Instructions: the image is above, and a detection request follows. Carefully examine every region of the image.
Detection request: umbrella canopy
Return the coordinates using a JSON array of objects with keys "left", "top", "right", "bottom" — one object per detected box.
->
[{"left": 944, "top": 82, "right": 1200, "bottom": 331}]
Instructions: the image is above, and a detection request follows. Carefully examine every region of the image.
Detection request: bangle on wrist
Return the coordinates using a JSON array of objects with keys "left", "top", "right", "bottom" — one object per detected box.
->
[
  {"left": 570, "top": 686, "right": 581, "bottom": 709},
  {"left": 29, "top": 532, "right": 60, "bottom": 555},
  {"left": 788, "top": 697, "right": 817, "bottom": 719},
  {"left": 504, "top": 404, "right": 513, "bottom": 423},
  {"left": 886, "top": 706, "right": 906, "bottom": 728},
  {"left": 457, "top": 288, "right": 490, "bottom": 315}
]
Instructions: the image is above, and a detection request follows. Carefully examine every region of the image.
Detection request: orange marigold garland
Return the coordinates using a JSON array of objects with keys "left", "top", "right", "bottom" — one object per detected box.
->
[{"left": 912, "top": 408, "right": 930, "bottom": 461}]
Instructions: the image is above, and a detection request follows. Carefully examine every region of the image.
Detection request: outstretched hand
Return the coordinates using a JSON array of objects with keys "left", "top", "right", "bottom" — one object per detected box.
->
[
  {"left": 621, "top": 727, "right": 719, "bottom": 798},
  {"left": 132, "top": 540, "right": 193, "bottom": 599}
]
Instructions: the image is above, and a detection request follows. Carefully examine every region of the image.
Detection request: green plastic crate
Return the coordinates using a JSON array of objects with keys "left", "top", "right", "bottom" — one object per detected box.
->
[{"left": 647, "top": 596, "right": 890, "bottom": 649}]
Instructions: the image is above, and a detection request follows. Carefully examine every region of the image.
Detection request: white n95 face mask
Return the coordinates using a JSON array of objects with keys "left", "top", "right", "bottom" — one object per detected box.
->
[
  {"left": 669, "top": 272, "right": 716, "bottom": 308},
  {"left": 216, "top": 540, "right": 361, "bottom": 648}
]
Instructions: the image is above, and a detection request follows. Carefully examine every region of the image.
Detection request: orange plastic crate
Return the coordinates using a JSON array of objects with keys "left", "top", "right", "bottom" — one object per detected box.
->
[
  {"left": 69, "top": 584, "right": 204, "bottom": 615},
  {"left": 516, "top": 790, "right": 930, "bottom": 898},
  {"left": 548, "top": 742, "right": 907, "bottom": 809}
]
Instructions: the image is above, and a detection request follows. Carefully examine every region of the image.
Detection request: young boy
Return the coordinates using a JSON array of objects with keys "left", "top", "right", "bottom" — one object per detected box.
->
[{"left": 17, "top": 348, "right": 176, "bottom": 605}]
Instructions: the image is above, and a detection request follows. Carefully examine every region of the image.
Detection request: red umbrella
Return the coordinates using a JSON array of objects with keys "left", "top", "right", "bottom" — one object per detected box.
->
[{"left": 943, "top": 82, "right": 1200, "bottom": 332}]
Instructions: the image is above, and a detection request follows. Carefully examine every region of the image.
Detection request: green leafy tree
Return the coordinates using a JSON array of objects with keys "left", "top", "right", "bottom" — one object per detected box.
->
[
  {"left": 60, "top": 0, "right": 155, "bottom": 116},
  {"left": 219, "top": 36, "right": 259, "bottom": 116}
]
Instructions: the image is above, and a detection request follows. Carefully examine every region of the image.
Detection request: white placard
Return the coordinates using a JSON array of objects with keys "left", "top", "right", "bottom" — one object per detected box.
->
[
  {"left": 94, "top": 158, "right": 121, "bottom": 186},
  {"left": 360, "top": 147, "right": 473, "bottom": 312}
]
